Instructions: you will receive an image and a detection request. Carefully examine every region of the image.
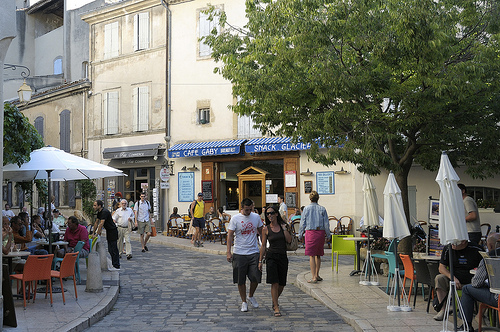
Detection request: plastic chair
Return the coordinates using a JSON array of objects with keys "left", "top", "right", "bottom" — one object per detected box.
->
[
  {"left": 331, "top": 235, "right": 357, "bottom": 272},
  {"left": 412, "top": 258, "right": 434, "bottom": 311},
  {"left": 399, "top": 254, "right": 423, "bottom": 305},
  {"left": 10, "top": 254, "right": 54, "bottom": 309},
  {"left": 478, "top": 258, "right": 500, "bottom": 332},
  {"left": 371, "top": 238, "right": 398, "bottom": 260},
  {"left": 385, "top": 251, "right": 405, "bottom": 294},
  {"left": 480, "top": 223, "right": 491, "bottom": 246},
  {"left": 53, "top": 240, "right": 85, "bottom": 284},
  {"left": 51, "top": 252, "right": 79, "bottom": 304}
]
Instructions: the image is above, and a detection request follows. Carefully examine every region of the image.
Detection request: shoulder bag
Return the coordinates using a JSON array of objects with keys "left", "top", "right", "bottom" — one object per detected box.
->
[{"left": 285, "top": 224, "right": 298, "bottom": 251}]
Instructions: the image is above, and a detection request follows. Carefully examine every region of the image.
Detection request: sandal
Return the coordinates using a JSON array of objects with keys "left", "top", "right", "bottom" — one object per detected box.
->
[
  {"left": 316, "top": 276, "right": 323, "bottom": 281},
  {"left": 274, "top": 311, "right": 282, "bottom": 317},
  {"left": 307, "top": 279, "right": 318, "bottom": 283}
]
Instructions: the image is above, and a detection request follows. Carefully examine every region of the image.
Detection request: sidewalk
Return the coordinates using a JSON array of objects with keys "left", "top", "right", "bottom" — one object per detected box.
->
[{"left": 4, "top": 233, "right": 465, "bottom": 331}]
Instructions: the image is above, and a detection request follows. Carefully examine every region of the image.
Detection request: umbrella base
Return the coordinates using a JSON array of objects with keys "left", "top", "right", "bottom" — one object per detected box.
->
[{"left": 387, "top": 305, "right": 412, "bottom": 312}]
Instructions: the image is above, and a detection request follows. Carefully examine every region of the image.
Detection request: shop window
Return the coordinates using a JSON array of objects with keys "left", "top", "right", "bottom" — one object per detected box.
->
[
  {"left": 198, "top": 108, "right": 210, "bottom": 124},
  {"left": 134, "top": 12, "right": 150, "bottom": 51}
]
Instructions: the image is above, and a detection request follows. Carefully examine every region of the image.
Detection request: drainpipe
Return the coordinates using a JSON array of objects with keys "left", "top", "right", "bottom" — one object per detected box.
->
[{"left": 161, "top": 0, "right": 172, "bottom": 233}]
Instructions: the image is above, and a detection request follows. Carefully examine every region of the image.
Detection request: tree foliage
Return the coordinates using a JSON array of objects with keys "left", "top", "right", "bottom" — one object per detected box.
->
[
  {"left": 206, "top": 0, "right": 500, "bottom": 220},
  {"left": 4, "top": 102, "right": 44, "bottom": 166},
  {"left": 76, "top": 179, "right": 97, "bottom": 223}
]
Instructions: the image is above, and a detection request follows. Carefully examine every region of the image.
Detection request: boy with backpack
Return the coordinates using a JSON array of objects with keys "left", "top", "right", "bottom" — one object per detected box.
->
[{"left": 134, "top": 192, "right": 152, "bottom": 252}]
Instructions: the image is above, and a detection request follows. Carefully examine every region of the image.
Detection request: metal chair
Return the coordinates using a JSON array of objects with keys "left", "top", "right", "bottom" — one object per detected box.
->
[
  {"left": 480, "top": 223, "right": 491, "bottom": 247},
  {"left": 327, "top": 216, "right": 338, "bottom": 248},
  {"left": 337, "top": 216, "right": 353, "bottom": 235},
  {"left": 10, "top": 254, "right": 54, "bottom": 309},
  {"left": 331, "top": 235, "right": 357, "bottom": 273},
  {"left": 51, "top": 252, "right": 79, "bottom": 304}
]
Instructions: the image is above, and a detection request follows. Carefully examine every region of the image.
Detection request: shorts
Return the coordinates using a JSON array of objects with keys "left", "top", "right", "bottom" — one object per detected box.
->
[
  {"left": 192, "top": 217, "right": 205, "bottom": 229},
  {"left": 266, "top": 252, "right": 288, "bottom": 286},
  {"left": 138, "top": 221, "right": 151, "bottom": 235},
  {"left": 232, "top": 253, "right": 262, "bottom": 285}
]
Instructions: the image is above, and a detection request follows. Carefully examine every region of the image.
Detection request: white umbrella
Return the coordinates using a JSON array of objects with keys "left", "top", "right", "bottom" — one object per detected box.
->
[
  {"left": 435, "top": 152, "right": 469, "bottom": 332},
  {"left": 3, "top": 146, "right": 125, "bottom": 253},
  {"left": 360, "top": 174, "right": 380, "bottom": 285},
  {"left": 383, "top": 172, "right": 411, "bottom": 311}
]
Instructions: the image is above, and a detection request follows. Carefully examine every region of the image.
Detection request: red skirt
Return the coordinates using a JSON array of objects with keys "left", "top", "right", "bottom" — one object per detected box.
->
[{"left": 304, "top": 230, "right": 325, "bottom": 256}]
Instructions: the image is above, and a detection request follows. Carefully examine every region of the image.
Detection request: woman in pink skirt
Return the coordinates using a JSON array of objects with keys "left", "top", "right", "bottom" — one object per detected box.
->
[{"left": 298, "top": 191, "right": 330, "bottom": 283}]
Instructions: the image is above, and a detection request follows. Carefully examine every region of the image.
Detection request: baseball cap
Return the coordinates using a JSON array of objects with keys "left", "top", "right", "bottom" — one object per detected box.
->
[
  {"left": 53, "top": 209, "right": 59, "bottom": 213},
  {"left": 197, "top": 192, "right": 203, "bottom": 197}
]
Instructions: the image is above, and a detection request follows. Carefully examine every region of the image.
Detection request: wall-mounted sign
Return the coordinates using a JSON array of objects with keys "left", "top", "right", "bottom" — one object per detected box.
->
[
  {"left": 285, "top": 192, "right": 297, "bottom": 208},
  {"left": 202, "top": 180, "right": 213, "bottom": 202},
  {"left": 304, "top": 181, "right": 312, "bottom": 194},
  {"left": 285, "top": 171, "right": 297, "bottom": 188},
  {"left": 160, "top": 167, "right": 170, "bottom": 182},
  {"left": 178, "top": 172, "right": 194, "bottom": 202},
  {"left": 266, "top": 194, "right": 278, "bottom": 203},
  {"left": 316, "top": 171, "right": 335, "bottom": 195},
  {"left": 220, "top": 172, "right": 226, "bottom": 180}
]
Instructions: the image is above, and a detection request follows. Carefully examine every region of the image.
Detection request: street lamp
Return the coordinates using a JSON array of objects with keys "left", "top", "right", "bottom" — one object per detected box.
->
[{"left": 3, "top": 63, "right": 33, "bottom": 103}]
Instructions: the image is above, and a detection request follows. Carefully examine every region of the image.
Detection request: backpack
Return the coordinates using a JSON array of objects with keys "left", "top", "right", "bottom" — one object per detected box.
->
[{"left": 188, "top": 201, "right": 198, "bottom": 218}]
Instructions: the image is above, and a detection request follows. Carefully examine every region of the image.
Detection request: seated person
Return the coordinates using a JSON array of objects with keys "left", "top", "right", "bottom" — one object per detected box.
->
[
  {"left": 52, "top": 209, "right": 66, "bottom": 227},
  {"left": 204, "top": 206, "right": 218, "bottom": 221},
  {"left": 460, "top": 233, "right": 500, "bottom": 332},
  {"left": 30, "top": 215, "right": 45, "bottom": 239},
  {"left": 433, "top": 240, "right": 483, "bottom": 321},
  {"left": 59, "top": 216, "right": 90, "bottom": 258},
  {"left": 289, "top": 207, "right": 302, "bottom": 223},
  {"left": 2, "top": 216, "right": 14, "bottom": 254},
  {"left": 169, "top": 207, "right": 181, "bottom": 220},
  {"left": 217, "top": 206, "right": 231, "bottom": 222},
  {"left": 11, "top": 216, "right": 48, "bottom": 255},
  {"left": 18, "top": 211, "right": 30, "bottom": 237}
]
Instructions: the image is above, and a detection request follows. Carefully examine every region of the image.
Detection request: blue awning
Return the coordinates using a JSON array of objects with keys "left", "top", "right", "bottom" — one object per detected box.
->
[
  {"left": 168, "top": 139, "right": 246, "bottom": 158},
  {"left": 245, "top": 137, "right": 312, "bottom": 153}
]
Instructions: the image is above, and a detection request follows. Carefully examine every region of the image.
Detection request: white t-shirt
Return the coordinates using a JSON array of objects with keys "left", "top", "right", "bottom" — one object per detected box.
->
[
  {"left": 2, "top": 210, "right": 15, "bottom": 219},
  {"left": 228, "top": 212, "right": 263, "bottom": 255},
  {"left": 113, "top": 207, "right": 134, "bottom": 227},
  {"left": 134, "top": 200, "right": 150, "bottom": 222}
]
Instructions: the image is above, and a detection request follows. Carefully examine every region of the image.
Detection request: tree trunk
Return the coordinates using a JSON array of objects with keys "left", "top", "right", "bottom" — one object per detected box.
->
[{"left": 395, "top": 165, "right": 413, "bottom": 257}]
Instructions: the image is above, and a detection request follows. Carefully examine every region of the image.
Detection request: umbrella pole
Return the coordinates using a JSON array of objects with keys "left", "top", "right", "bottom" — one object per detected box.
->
[
  {"left": 449, "top": 246, "right": 457, "bottom": 332},
  {"left": 47, "top": 170, "right": 53, "bottom": 254},
  {"left": 367, "top": 226, "right": 371, "bottom": 282},
  {"left": 395, "top": 244, "right": 400, "bottom": 307}
]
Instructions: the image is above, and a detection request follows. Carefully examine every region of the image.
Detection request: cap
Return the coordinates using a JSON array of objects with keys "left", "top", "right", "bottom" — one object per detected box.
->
[
  {"left": 116, "top": 192, "right": 122, "bottom": 197},
  {"left": 53, "top": 209, "right": 59, "bottom": 213},
  {"left": 197, "top": 192, "right": 203, "bottom": 197}
]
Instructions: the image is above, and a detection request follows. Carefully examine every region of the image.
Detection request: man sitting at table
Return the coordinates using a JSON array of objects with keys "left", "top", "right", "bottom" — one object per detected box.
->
[
  {"left": 52, "top": 209, "right": 66, "bottom": 228},
  {"left": 58, "top": 216, "right": 90, "bottom": 258},
  {"left": 11, "top": 216, "right": 48, "bottom": 255},
  {"left": 459, "top": 233, "right": 500, "bottom": 332},
  {"left": 433, "top": 239, "right": 483, "bottom": 321}
]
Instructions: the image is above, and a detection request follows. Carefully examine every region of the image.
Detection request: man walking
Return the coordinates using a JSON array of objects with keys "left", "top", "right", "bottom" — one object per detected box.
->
[
  {"left": 93, "top": 200, "right": 120, "bottom": 271},
  {"left": 134, "top": 192, "right": 152, "bottom": 252},
  {"left": 226, "top": 198, "right": 263, "bottom": 312},
  {"left": 190, "top": 193, "right": 205, "bottom": 247},
  {"left": 278, "top": 195, "right": 288, "bottom": 221},
  {"left": 113, "top": 199, "right": 134, "bottom": 260},
  {"left": 458, "top": 183, "right": 482, "bottom": 245}
]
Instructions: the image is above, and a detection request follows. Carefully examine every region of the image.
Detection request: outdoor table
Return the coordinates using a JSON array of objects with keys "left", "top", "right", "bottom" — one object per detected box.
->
[
  {"left": 343, "top": 237, "right": 372, "bottom": 276},
  {"left": 418, "top": 254, "right": 441, "bottom": 261},
  {"left": 3, "top": 251, "right": 30, "bottom": 275}
]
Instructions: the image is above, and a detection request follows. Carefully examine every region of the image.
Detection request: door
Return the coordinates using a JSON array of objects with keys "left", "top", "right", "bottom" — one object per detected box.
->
[{"left": 237, "top": 166, "right": 269, "bottom": 211}]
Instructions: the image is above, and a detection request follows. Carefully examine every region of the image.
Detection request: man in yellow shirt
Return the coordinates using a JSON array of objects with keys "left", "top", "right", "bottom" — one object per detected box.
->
[{"left": 190, "top": 193, "right": 205, "bottom": 247}]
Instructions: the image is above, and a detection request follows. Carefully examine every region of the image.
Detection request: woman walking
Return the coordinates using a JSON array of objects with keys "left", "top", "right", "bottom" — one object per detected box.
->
[
  {"left": 298, "top": 191, "right": 330, "bottom": 283},
  {"left": 259, "top": 205, "right": 292, "bottom": 317}
]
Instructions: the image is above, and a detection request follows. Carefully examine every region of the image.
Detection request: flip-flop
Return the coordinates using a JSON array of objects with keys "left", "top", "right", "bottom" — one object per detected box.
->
[
  {"left": 316, "top": 276, "right": 323, "bottom": 281},
  {"left": 307, "top": 279, "right": 318, "bottom": 283}
]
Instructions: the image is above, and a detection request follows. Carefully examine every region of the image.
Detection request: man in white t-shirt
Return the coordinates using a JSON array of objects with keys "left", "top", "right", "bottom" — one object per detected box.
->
[
  {"left": 2, "top": 204, "right": 15, "bottom": 219},
  {"left": 278, "top": 195, "right": 288, "bottom": 222},
  {"left": 226, "top": 198, "right": 263, "bottom": 312},
  {"left": 134, "top": 193, "right": 152, "bottom": 253},
  {"left": 113, "top": 199, "right": 134, "bottom": 260}
]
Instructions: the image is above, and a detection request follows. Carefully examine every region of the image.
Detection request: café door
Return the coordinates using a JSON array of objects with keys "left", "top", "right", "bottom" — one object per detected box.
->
[{"left": 236, "top": 166, "right": 269, "bottom": 211}]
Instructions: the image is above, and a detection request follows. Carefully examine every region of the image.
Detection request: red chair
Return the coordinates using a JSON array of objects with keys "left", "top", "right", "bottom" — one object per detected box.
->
[
  {"left": 478, "top": 298, "right": 500, "bottom": 332},
  {"left": 399, "top": 254, "right": 417, "bottom": 303},
  {"left": 51, "top": 252, "right": 79, "bottom": 305},
  {"left": 478, "top": 257, "right": 500, "bottom": 332},
  {"left": 10, "top": 254, "right": 54, "bottom": 309}
]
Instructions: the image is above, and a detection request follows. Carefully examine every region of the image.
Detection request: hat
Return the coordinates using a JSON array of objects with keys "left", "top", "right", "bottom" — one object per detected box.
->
[
  {"left": 116, "top": 192, "right": 122, "bottom": 197},
  {"left": 53, "top": 209, "right": 59, "bottom": 213},
  {"left": 197, "top": 192, "right": 203, "bottom": 197},
  {"left": 38, "top": 207, "right": 45, "bottom": 214}
]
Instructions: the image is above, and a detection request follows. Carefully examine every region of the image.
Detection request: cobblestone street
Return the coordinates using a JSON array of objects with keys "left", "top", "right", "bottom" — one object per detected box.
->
[{"left": 84, "top": 241, "right": 353, "bottom": 331}]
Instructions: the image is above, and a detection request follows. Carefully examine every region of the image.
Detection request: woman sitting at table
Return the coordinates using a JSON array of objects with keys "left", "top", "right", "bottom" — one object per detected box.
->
[
  {"left": 11, "top": 216, "right": 48, "bottom": 255},
  {"left": 2, "top": 216, "right": 14, "bottom": 255}
]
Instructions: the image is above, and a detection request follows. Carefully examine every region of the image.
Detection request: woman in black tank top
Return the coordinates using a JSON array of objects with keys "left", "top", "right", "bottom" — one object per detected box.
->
[{"left": 258, "top": 205, "right": 292, "bottom": 317}]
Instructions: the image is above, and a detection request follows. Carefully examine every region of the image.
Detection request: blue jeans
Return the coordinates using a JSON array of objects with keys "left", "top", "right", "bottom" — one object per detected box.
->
[{"left": 461, "top": 284, "right": 498, "bottom": 325}]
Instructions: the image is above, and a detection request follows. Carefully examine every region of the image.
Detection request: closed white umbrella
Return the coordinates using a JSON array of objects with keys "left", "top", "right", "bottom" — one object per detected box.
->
[
  {"left": 383, "top": 172, "right": 410, "bottom": 311},
  {"left": 360, "top": 174, "right": 380, "bottom": 285},
  {"left": 3, "top": 146, "right": 125, "bottom": 253},
  {"left": 435, "top": 152, "right": 469, "bottom": 332}
]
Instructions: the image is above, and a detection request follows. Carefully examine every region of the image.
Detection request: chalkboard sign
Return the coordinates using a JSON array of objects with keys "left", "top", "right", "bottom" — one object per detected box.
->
[
  {"left": 304, "top": 181, "right": 312, "bottom": 194},
  {"left": 285, "top": 192, "right": 297, "bottom": 208},
  {"left": 202, "top": 180, "right": 213, "bottom": 202}
]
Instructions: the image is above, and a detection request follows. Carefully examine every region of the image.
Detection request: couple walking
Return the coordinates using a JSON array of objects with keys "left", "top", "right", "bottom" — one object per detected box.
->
[{"left": 226, "top": 198, "right": 292, "bottom": 317}]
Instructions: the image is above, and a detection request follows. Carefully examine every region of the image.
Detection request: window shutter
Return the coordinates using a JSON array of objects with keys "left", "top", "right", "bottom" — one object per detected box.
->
[
  {"left": 133, "top": 87, "right": 138, "bottom": 131},
  {"left": 35, "top": 116, "right": 44, "bottom": 141},
  {"left": 104, "top": 23, "right": 112, "bottom": 58},
  {"left": 60, "top": 110, "right": 70, "bottom": 152},
  {"left": 54, "top": 182, "right": 60, "bottom": 207},
  {"left": 139, "top": 12, "right": 149, "bottom": 50},
  {"left": 133, "top": 14, "right": 139, "bottom": 51},
  {"left": 139, "top": 86, "right": 149, "bottom": 131},
  {"left": 105, "top": 92, "right": 119, "bottom": 135},
  {"left": 68, "top": 181, "right": 76, "bottom": 208},
  {"left": 105, "top": 22, "right": 119, "bottom": 58},
  {"left": 199, "top": 12, "right": 211, "bottom": 57}
]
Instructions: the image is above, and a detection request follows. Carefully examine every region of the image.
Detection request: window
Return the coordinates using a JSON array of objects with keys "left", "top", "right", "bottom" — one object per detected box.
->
[
  {"left": 198, "top": 9, "right": 220, "bottom": 57},
  {"left": 133, "top": 86, "right": 149, "bottom": 131},
  {"left": 198, "top": 108, "right": 210, "bottom": 124},
  {"left": 134, "top": 12, "right": 150, "bottom": 51},
  {"left": 54, "top": 56, "right": 63, "bottom": 75},
  {"left": 60, "top": 110, "right": 71, "bottom": 152},
  {"left": 103, "top": 91, "right": 119, "bottom": 134},
  {"left": 104, "top": 22, "right": 119, "bottom": 59},
  {"left": 466, "top": 186, "right": 500, "bottom": 208},
  {"left": 238, "top": 114, "right": 261, "bottom": 138},
  {"left": 82, "top": 61, "right": 89, "bottom": 78},
  {"left": 34, "top": 116, "right": 44, "bottom": 141}
]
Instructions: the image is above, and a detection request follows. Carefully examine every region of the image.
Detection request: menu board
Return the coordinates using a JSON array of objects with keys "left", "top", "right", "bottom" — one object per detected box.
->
[
  {"left": 316, "top": 171, "right": 335, "bottom": 195},
  {"left": 178, "top": 172, "right": 194, "bottom": 202},
  {"left": 202, "top": 180, "right": 213, "bottom": 202},
  {"left": 304, "top": 181, "right": 312, "bottom": 194},
  {"left": 285, "top": 192, "right": 297, "bottom": 208}
]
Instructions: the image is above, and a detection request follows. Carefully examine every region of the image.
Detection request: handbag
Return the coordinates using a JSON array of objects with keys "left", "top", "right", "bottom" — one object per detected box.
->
[
  {"left": 150, "top": 220, "right": 157, "bottom": 237},
  {"left": 285, "top": 224, "right": 298, "bottom": 251}
]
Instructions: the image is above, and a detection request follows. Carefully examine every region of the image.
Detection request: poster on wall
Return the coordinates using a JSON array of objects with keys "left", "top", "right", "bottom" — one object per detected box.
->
[
  {"left": 178, "top": 172, "right": 195, "bottom": 202},
  {"left": 316, "top": 171, "right": 335, "bottom": 195},
  {"left": 285, "top": 171, "right": 297, "bottom": 188},
  {"left": 202, "top": 180, "right": 213, "bottom": 202},
  {"left": 304, "top": 181, "right": 312, "bottom": 194}
]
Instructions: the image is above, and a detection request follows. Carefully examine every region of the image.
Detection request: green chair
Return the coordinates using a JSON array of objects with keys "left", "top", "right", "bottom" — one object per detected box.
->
[
  {"left": 385, "top": 251, "right": 405, "bottom": 294},
  {"left": 53, "top": 240, "right": 85, "bottom": 284},
  {"left": 331, "top": 234, "right": 357, "bottom": 272}
]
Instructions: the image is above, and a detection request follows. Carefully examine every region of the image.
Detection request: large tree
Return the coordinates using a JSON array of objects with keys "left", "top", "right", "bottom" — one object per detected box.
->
[{"left": 206, "top": 0, "right": 500, "bottom": 223}]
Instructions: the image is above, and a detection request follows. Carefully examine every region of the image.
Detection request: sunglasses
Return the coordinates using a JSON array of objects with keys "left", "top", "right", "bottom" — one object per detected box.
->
[{"left": 266, "top": 211, "right": 276, "bottom": 216}]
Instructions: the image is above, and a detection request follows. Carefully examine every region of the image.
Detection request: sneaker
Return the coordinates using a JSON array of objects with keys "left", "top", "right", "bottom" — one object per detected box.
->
[
  {"left": 241, "top": 302, "right": 248, "bottom": 312},
  {"left": 199, "top": 242, "right": 204, "bottom": 247},
  {"left": 144, "top": 246, "right": 148, "bottom": 251},
  {"left": 109, "top": 266, "right": 120, "bottom": 271},
  {"left": 248, "top": 296, "right": 259, "bottom": 308},
  {"left": 127, "top": 255, "right": 132, "bottom": 260},
  {"left": 194, "top": 241, "right": 199, "bottom": 247},
  {"left": 433, "top": 309, "right": 445, "bottom": 321}
]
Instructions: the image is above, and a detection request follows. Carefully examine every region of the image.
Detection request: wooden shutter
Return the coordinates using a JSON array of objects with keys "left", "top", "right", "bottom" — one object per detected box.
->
[
  {"left": 68, "top": 181, "right": 76, "bottom": 208},
  {"left": 35, "top": 116, "right": 44, "bottom": 141},
  {"left": 199, "top": 12, "right": 211, "bottom": 57},
  {"left": 133, "top": 87, "right": 149, "bottom": 131},
  {"left": 104, "top": 92, "right": 119, "bottom": 134},
  {"left": 105, "top": 22, "right": 118, "bottom": 58},
  {"left": 59, "top": 110, "right": 70, "bottom": 152}
]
